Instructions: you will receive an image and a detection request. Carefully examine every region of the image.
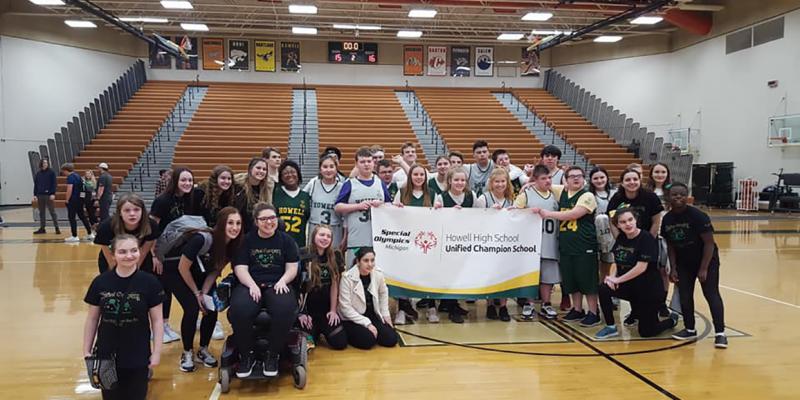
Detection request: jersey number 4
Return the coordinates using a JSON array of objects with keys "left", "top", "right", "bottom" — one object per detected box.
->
[{"left": 559, "top": 219, "right": 578, "bottom": 232}]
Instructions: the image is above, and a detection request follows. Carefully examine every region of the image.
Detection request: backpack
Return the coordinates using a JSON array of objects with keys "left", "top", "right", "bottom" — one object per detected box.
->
[{"left": 155, "top": 215, "right": 213, "bottom": 266}]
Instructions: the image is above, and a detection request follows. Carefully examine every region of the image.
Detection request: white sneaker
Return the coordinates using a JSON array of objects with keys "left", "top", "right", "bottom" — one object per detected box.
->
[
  {"left": 522, "top": 304, "right": 534, "bottom": 318},
  {"left": 85, "top": 233, "right": 95, "bottom": 241},
  {"left": 195, "top": 346, "right": 218, "bottom": 367},
  {"left": 394, "top": 310, "right": 407, "bottom": 325},
  {"left": 163, "top": 323, "right": 180, "bottom": 343},
  {"left": 212, "top": 321, "right": 225, "bottom": 340},
  {"left": 541, "top": 304, "right": 558, "bottom": 319},
  {"left": 427, "top": 307, "right": 440, "bottom": 323},
  {"left": 179, "top": 350, "right": 195, "bottom": 372},
  {"left": 64, "top": 236, "right": 80, "bottom": 243}
]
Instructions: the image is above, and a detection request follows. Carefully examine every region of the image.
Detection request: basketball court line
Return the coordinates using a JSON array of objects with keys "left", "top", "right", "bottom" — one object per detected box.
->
[{"left": 720, "top": 284, "right": 800, "bottom": 310}]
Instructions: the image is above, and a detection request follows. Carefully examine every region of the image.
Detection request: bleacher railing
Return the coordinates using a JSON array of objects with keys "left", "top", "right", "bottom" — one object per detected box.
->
[{"left": 27, "top": 60, "right": 148, "bottom": 183}]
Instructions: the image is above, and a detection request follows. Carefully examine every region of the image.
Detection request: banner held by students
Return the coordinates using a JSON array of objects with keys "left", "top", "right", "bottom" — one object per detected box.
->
[{"left": 372, "top": 206, "right": 541, "bottom": 299}]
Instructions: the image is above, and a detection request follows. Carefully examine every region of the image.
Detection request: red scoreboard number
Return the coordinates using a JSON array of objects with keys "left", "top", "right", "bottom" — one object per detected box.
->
[{"left": 328, "top": 42, "right": 378, "bottom": 64}]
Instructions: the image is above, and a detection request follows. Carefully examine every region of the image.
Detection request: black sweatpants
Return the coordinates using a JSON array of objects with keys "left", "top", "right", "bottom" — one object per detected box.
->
[
  {"left": 99, "top": 199, "right": 112, "bottom": 222},
  {"left": 228, "top": 285, "right": 297, "bottom": 355},
  {"left": 67, "top": 201, "right": 92, "bottom": 237},
  {"left": 164, "top": 262, "right": 218, "bottom": 351},
  {"left": 677, "top": 262, "right": 725, "bottom": 333},
  {"left": 101, "top": 366, "right": 149, "bottom": 400},
  {"left": 342, "top": 309, "right": 398, "bottom": 350},
  {"left": 599, "top": 283, "right": 673, "bottom": 338}
]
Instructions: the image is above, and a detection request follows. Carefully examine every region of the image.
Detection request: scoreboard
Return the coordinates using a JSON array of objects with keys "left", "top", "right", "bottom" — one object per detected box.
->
[{"left": 328, "top": 41, "right": 378, "bottom": 64}]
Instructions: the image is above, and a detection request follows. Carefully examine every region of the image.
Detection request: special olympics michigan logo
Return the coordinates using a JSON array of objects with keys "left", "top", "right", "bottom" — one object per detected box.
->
[{"left": 414, "top": 231, "right": 438, "bottom": 254}]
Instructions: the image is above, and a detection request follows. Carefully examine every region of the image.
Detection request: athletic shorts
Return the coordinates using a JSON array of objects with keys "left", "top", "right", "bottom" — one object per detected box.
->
[
  {"left": 540, "top": 259, "right": 560, "bottom": 285},
  {"left": 559, "top": 252, "right": 599, "bottom": 295},
  {"left": 307, "top": 223, "right": 344, "bottom": 249}
]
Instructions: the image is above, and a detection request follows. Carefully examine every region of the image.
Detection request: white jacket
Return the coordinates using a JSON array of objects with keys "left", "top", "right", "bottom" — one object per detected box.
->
[{"left": 338, "top": 266, "right": 391, "bottom": 327}]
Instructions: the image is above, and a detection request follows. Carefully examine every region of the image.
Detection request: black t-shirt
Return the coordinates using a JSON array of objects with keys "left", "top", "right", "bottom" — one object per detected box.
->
[
  {"left": 303, "top": 253, "right": 338, "bottom": 315},
  {"left": 612, "top": 230, "right": 663, "bottom": 299},
  {"left": 94, "top": 218, "right": 161, "bottom": 273},
  {"left": 233, "top": 230, "right": 299, "bottom": 286},
  {"left": 607, "top": 190, "right": 664, "bottom": 233},
  {"left": 151, "top": 192, "right": 194, "bottom": 232},
  {"left": 661, "top": 206, "right": 720, "bottom": 268},
  {"left": 361, "top": 274, "right": 374, "bottom": 311},
  {"left": 190, "top": 187, "right": 231, "bottom": 228},
  {"left": 84, "top": 270, "right": 164, "bottom": 368},
  {"left": 164, "top": 233, "right": 213, "bottom": 285}
]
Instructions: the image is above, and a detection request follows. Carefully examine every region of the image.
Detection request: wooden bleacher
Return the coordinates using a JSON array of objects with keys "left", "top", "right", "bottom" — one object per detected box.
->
[
  {"left": 172, "top": 83, "right": 293, "bottom": 179},
  {"left": 514, "top": 88, "right": 646, "bottom": 180},
  {"left": 414, "top": 88, "right": 543, "bottom": 164},
  {"left": 54, "top": 81, "right": 187, "bottom": 206},
  {"left": 317, "top": 86, "right": 428, "bottom": 172}
]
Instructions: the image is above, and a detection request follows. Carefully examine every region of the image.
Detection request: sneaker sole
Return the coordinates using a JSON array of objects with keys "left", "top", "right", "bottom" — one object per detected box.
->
[
  {"left": 596, "top": 332, "right": 620, "bottom": 339},
  {"left": 671, "top": 334, "right": 698, "bottom": 341},
  {"left": 195, "top": 357, "right": 218, "bottom": 368},
  {"left": 236, "top": 369, "right": 253, "bottom": 379},
  {"left": 580, "top": 321, "right": 601, "bottom": 327},
  {"left": 263, "top": 370, "right": 278, "bottom": 377},
  {"left": 715, "top": 343, "right": 728, "bottom": 349},
  {"left": 180, "top": 366, "right": 196, "bottom": 372}
]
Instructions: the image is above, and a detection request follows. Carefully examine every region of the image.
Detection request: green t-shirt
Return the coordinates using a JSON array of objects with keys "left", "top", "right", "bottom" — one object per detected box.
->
[{"left": 272, "top": 186, "right": 311, "bottom": 249}]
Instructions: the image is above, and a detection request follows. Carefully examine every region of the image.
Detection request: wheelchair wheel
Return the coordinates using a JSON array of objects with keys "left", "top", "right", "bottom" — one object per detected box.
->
[
  {"left": 298, "top": 335, "right": 309, "bottom": 368},
  {"left": 292, "top": 365, "right": 307, "bottom": 389},
  {"left": 219, "top": 367, "right": 231, "bottom": 394}
]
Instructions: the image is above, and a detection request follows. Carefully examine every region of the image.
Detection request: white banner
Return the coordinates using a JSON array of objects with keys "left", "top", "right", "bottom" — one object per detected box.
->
[
  {"left": 427, "top": 46, "right": 447, "bottom": 76},
  {"left": 372, "top": 206, "right": 541, "bottom": 299},
  {"left": 475, "top": 46, "right": 494, "bottom": 76}
]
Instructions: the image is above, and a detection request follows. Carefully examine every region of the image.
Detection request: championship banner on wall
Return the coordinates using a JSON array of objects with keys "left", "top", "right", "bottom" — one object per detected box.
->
[
  {"left": 475, "top": 46, "right": 494, "bottom": 76},
  {"left": 372, "top": 207, "right": 541, "bottom": 299},
  {"left": 281, "top": 42, "right": 301, "bottom": 72},
  {"left": 403, "top": 45, "right": 424, "bottom": 76},
  {"left": 254, "top": 40, "right": 276, "bottom": 72},
  {"left": 202, "top": 38, "right": 225, "bottom": 70},
  {"left": 521, "top": 48, "right": 541, "bottom": 76},
  {"left": 148, "top": 36, "right": 171, "bottom": 69},
  {"left": 427, "top": 46, "right": 447, "bottom": 76},
  {"left": 174, "top": 36, "right": 198, "bottom": 70},
  {"left": 451, "top": 46, "right": 471, "bottom": 77},
  {"left": 228, "top": 39, "right": 250, "bottom": 70}
]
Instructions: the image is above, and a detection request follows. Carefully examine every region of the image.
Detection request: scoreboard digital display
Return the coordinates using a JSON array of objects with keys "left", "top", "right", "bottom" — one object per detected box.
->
[{"left": 328, "top": 42, "right": 378, "bottom": 64}]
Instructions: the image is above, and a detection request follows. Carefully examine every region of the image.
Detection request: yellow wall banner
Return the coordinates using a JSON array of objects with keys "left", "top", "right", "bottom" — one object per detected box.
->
[
  {"left": 254, "top": 40, "right": 276, "bottom": 72},
  {"left": 371, "top": 206, "right": 541, "bottom": 299}
]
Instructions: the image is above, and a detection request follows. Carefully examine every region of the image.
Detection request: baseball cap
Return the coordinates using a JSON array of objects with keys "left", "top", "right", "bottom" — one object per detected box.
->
[{"left": 98, "top": 162, "right": 109, "bottom": 169}]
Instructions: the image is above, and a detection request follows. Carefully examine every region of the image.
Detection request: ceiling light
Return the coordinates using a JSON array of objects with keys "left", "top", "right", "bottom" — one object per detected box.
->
[
  {"left": 408, "top": 9, "right": 437, "bottom": 18},
  {"left": 530, "top": 29, "right": 572, "bottom": 35},
  {"left": 397, "top": 30, "right": 423, "bottom": 38},
  {"left": 630, "top": 16, "right": 663, "bottom": 25},
  {"left": 497, "top": 33, "right": 524, "bottom": 41},
  {"left": 292, "top": 26, "right": 318, "bottom": 35},
  {"left": 333, "top": 24, "right": 381, "bottom": 31},
  {"left": 160, "top": 1, "right": 193, "bottom": 9},
  {"left": 521, "top": 12, "right": 553, "bottom": 21},
  {"left": 64, "top": 20, "right": 97, "bottom": 28},
  {"left": 289, "top": 4, "right": 318, "bottom": 14},
  {"left": 180, "top": 23, "right": 209, "bottom": 31},
  {"left": 29, "top": 0, "right": 65, "bottom": 5},
  {"left": 119, "top": 17, "right": 169, "bottom": 23},
  {"left": 594, "top": 35, "right": 622, "bottom": 43}
]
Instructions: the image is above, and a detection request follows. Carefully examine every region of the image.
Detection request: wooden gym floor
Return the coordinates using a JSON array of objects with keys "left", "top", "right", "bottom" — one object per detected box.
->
[{"left": 1, "top": 207, "right": 799, "bottom": 399}]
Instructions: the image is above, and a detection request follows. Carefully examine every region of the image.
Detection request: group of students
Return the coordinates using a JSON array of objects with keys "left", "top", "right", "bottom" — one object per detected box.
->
[
  {"left": 33, "top": 159, "right": 115, "bottom": 242},
  {"left": 80, "top": 142, "right": 728, "bottom": 399}
]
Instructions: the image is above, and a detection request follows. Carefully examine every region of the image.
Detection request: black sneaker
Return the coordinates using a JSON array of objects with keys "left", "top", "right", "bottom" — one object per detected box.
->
[
  {"left": 34, "top": 229, "right": 46, "bottom": 235},
  {"left": 448, "top": 311, "right": 464, "bottom": 324},
  {"left": 235, "top": 352, "right": 255, "bottom": 378},
  {"left": 263, "top": 353, "right": 279, "bottom": 377},
  {"left": 562, "top": 309, "right": 586, "bottom": 322},
  {"left": 486, "top": 305, "right": 498, "bottom": 320},
  {"left": 623, "top": 313, "right": 638, "bottom": 327},
  {"left": 579, "top": 312, "right": 601, "bottom": 327},
  {"left": 498, "top": 306, "right": 511, "bottom": 322},
  {"left": 454, "top": 304, "right": 469, "bottom": 316},
  {"left": 658, "top": 305, "right": 671, "bottom": 318},
  {"left": 714, "top": 334, "right": 728, "bottom": 349},
  {"left": 671, "top": 329, "right": 698, "bottom": 341}
]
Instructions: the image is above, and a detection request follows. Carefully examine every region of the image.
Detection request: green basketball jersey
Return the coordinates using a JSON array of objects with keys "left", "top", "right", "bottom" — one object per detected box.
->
[
  {"left": 558, "top": 188, "right": 597, "bottom": 255},
  {"left": 387, "top": 182, "right": 399, "bottom": 202},
  {"left": 442, "top": 191, "right": 474, "bottom": 208},
  {"left": 428, "top": 177, "right": 446, "bottom": 196},
  {"left": 273, "top": 186, "right": 311, "bottom": 249}
]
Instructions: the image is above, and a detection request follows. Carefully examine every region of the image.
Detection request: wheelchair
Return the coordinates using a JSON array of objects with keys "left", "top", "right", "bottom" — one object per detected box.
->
[{"left": 215, "top": 270, "right": 310, "bottom": 393}]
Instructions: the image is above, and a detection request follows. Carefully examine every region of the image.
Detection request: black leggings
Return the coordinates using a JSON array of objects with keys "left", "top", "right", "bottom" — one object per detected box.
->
[
  {"left": 308, "top": 312, "right": 347, "bottom": 350},
  {"left": 67, "top": 201, "right": 92, "bottom": 237},
  {"left": 228, "top": 285, "right": 297, "bottom": 355},
  {"left": 342, "top": 310, "right": 398, "bottom": 349},
  {"left": 164, "top": 263, "right": 218, "bottom": 351},
  {"left": 158, "top": 262, "right": 175, "bottom": 320},
  {"left": 677, "top": 262, "right": 725, "bottom": 333},
  {"left": 101, "top": 366, "right": 148, "bottom": 400},
  {"left": 599, "top": 283, "right": 673, "bottom": 338},
  {"left": 85, "top": 197, "right": 98, "bottom": 226}
]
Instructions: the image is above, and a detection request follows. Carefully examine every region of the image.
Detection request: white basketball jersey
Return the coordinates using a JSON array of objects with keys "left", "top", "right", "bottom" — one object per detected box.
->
[
  {"left": 306, "top": 177, "right": 343, "bottom": 226},
  {"left": 468, "top": 161, "right": 494, "bottom": 196},
  {"left": 524, "top": 187, "right": 559, "bottom": 260},
  {"left": 344, "top": 177, "right": 386, "bottom": 248}
]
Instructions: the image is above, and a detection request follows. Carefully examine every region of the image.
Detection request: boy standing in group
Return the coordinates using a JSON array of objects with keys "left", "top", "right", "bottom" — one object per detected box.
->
[{"left": 466, "top": 140, "right": 494, "bottom": 196}]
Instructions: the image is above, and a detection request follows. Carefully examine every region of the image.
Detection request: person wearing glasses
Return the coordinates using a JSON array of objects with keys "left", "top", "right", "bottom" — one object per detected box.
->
[
  {"left": 535, "top": 166, "right": 601, "bottom": 327},
  {"left": 228, "top": 202, "right": 299, "bottom": 379}
]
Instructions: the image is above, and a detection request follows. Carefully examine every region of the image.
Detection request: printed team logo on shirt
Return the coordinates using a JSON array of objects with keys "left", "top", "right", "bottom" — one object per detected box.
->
[
  {"left": 414, "top": 231, "right": 438, "bottom": 254},
  {"left": 252, "top": 248, "right": 280, "bottom": 268}
]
